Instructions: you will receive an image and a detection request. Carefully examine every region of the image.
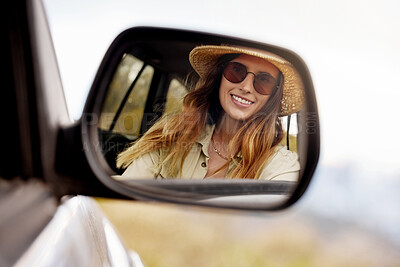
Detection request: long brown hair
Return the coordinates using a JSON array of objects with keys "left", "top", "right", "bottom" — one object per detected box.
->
[{"left": 117, "top": 53, "right": 284, "bottom": 178}]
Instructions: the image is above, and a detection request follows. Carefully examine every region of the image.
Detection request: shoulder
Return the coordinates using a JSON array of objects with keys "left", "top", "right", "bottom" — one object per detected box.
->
[
  {"left": 271, "top": 145, "right": 299, "bottom": 162},
  {"left": 259, "top": 145, "right": 300, "bottom": 181},
  {"left": 116, "top": 150, "right": 162, "bottom": 180}
]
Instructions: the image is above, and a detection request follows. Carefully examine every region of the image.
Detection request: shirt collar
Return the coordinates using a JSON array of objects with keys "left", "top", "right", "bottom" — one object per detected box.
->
[
  {"left": 196, "top": 124, "right": 215, "bottom": 158},
  {"left": 196, "top": 124, "right": 242, "bottom": 159}
]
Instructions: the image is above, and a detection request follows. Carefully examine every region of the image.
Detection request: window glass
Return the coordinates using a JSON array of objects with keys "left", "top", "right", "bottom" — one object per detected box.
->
[
  {"left": 115, "top": 65, "right": 154, "bottom": 137},
  {"left": 99, "top": 54, "right": 154, "bottom": 138},
  {"left": 165, "top": 78, "right": 188, "bottom": 115}
]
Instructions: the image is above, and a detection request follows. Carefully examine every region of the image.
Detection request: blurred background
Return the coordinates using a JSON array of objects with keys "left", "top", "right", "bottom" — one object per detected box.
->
[{"left": 43, "top": 0, "right": 400, "bottom": 266}]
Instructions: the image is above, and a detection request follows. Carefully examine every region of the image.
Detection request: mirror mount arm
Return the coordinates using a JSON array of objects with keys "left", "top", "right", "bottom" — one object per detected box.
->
[{"left": 53, "top": 122, "right": 129, "bottom": 199}]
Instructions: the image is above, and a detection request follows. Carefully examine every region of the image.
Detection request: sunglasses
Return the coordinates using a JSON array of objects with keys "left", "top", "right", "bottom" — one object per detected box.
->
[{"left": 222, "top": 61, "right": 280, "bottom": 95}]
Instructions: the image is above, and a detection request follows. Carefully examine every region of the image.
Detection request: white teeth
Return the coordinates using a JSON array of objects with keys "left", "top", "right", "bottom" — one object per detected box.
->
[{"left": 232, "top": 95, "right": 253, "bottom": 105}]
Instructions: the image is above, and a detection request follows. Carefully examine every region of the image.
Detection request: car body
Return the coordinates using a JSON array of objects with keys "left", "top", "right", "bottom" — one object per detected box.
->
[
  {"left": 14, "top": 196, "right": 144, "bottom": 266},
  {"left": 1, "top": 0, "right": 400, "bottom": 266}
]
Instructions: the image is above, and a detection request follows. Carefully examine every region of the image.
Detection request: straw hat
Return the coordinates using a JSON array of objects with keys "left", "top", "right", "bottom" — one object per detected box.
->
[{"left": 189, "top": 45, "right": 305, "bottom": 116}]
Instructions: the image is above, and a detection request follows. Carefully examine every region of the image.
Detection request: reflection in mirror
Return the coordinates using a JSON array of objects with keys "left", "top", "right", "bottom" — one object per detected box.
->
[{"left": 97, "top": 39, "right": 308, "bottom": 206}]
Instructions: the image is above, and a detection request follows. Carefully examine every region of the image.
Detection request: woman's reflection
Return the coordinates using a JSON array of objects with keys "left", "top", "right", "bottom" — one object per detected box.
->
[{"left": 115, "top": 45, "right": 304, "bottom": 180}]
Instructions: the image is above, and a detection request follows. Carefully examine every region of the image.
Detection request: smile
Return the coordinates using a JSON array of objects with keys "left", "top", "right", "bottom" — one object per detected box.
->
[{"left": 231, "top": 94, "right": 254, "bottom": 105}]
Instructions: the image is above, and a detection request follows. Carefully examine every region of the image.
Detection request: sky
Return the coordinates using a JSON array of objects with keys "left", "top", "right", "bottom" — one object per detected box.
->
[{"left": 43, "top": 0, "right": 400, "bottom": 174}]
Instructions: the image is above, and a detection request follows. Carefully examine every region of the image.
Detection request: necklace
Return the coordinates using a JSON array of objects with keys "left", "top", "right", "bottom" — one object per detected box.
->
[{"left": 211, "top": 138, "right": 229, "bottom": 160}]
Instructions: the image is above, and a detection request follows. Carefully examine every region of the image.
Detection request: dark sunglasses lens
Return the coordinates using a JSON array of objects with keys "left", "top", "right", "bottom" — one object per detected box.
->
[
  {"left": 254, "top": 73, "right": 276, "bottom": 95},
  {"left": 223, "top": 62, "right": 247, "bottom": 83},
  {"left": 224, "top": 62, "right": 278, "bottom": 95}
]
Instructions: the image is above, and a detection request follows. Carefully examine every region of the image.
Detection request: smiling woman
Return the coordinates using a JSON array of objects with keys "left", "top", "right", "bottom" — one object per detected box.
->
[{"left": 115, "top": 44, "right": 305, "bottom": 181}]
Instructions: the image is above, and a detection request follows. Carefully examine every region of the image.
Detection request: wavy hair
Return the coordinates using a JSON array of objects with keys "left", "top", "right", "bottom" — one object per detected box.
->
[{"left": 116, "top": 54, "right": 284, "bottom": 179}]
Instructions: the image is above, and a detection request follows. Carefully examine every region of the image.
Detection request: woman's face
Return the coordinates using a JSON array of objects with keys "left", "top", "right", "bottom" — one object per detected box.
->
[{"left": 219, "top": 54, "right": 280, "bottom": 122}]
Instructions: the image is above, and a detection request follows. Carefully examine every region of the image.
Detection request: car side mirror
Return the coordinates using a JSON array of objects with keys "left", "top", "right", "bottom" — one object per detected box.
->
[{"left": 80, "top": 27, "right": 320, "bottom": 210}]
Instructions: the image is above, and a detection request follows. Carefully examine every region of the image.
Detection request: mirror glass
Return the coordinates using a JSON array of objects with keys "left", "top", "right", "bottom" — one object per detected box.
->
[{"left": 94, "top": 30, "right": 315, "bottom": 208}]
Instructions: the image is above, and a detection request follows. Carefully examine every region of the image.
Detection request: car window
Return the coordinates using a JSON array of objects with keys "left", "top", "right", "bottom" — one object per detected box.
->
[
  {"left": 99, "top": 54, "right": 154, "bottom": 138},
  {"left": 165, "top": 78, "right": 188, "bottom": 115},
  {"left": 281, "top": 113, "right": 298, "bottom": 153}
]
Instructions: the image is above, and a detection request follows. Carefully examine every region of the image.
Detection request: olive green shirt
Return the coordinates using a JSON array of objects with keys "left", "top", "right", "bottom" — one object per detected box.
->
[{"left": 118, "top": 124, "right": 300, "bottom": 181}]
